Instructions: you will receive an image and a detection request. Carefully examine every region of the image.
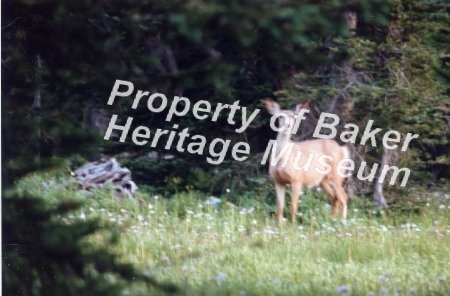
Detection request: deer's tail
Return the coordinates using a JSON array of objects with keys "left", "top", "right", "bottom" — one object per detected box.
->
[{"left": 341, "top": 145, "right": 351, "bottom": 160}]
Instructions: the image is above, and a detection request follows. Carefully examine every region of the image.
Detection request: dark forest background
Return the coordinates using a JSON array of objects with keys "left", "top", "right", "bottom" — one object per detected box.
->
[{"left": 3, "top": 1, "right": 449, "bottom": 195}]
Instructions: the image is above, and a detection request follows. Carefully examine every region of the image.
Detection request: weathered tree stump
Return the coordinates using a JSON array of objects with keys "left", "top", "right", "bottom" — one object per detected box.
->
[{"left": 73, "top": 158, "right": 138, "bottom": 199}]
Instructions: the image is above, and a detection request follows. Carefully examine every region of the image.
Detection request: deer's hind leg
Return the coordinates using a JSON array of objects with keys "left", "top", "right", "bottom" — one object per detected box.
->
[
  {"left": 336, "top": 186, "right": 348, "bottom": 219},
  {"left": 321, "top": 180, "right": 347, "bottom": 219},
  {"left": 320, "top": 180, "right": 340, "bottom": 218}
]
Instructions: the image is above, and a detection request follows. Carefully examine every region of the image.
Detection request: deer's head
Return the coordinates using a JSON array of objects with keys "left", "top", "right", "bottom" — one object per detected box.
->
[{"left": 264, "top": 99, "right": 310, "bottom": 134}]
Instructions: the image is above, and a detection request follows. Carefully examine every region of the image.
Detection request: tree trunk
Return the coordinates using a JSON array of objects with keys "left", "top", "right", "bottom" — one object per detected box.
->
[{"left": 374, "top": 147, "right": 389, "bottom": 208}]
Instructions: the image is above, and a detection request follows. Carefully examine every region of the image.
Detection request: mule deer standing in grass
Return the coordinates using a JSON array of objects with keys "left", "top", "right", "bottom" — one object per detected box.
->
[{"left": 264, "top": 99, "right": 350, "bottom": 226}]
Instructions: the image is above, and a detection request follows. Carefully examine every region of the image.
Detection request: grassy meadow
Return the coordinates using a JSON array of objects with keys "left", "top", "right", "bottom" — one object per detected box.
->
[{"left": 15, "top": 171, "right": 450, "bottom": 296}]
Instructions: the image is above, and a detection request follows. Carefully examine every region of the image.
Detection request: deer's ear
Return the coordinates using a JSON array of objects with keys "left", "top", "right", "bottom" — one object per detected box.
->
[
  {"left": 294, "top": 101, "right": 310, "bottom": 114},
  {"left": 263, "top": 99, "right": 280, "bottom": 115}
]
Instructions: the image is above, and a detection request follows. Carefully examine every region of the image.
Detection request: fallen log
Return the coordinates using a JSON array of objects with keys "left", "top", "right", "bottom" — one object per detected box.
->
[{"left": 73, "top": 158, "right": 138, "bottom": 198}]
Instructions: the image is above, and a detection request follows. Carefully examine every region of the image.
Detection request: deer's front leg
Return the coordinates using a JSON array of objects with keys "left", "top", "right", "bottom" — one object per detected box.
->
[
  {"left": 290, "top": 183, "right": 302, "bottom": 224},
  {"left": 275, "top": 182, "right": 285, "bottom": 227}
]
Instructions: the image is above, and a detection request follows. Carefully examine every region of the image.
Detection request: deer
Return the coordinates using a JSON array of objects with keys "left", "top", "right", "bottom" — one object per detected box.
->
[{"left": 264, "top": 99, "right": 350, "bottom": 226}]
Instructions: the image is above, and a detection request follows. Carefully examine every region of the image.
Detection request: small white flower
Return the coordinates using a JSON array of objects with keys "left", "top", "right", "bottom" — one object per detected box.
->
[
  {"left": 264, "top": 228, "right": 276, "bottom": 235},
  {"left": 160, "top": 256, "right": 170, "bottom": 266},
  {"left": 215, "top": 272, "right": 227, "bottom": 284},
  {"left": 240, "top": 207, "right": 255, "bottom": 215},
  {"left": 171, "top": 244, "right": 181, "bottom": 250},
  {"left": 380, "top": 272, "right": 391, "bottom": 282},
  {"left": 181, "top": 264, "right": 195, "bottom": 272},
  {"left": 336, "top": 284, "right": 348, "bottom": 295},
  {"left": 204, "top": 196, "right": 221, "bottom": 206}
]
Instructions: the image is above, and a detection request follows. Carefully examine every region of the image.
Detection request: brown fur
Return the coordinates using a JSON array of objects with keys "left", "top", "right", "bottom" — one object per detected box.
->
[{"left": 264, "top": 99, "right": 349, "bottom": 226}]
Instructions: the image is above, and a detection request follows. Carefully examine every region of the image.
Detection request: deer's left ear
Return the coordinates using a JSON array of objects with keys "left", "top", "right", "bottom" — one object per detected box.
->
[
  {"left": 263, "top": 98, "right": 280, "bottom": 115},
  {"left": 294, "top": 101, "right": 310, "bottom": 114}
]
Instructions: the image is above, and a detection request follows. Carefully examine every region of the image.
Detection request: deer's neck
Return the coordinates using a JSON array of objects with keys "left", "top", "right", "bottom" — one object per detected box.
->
[{"left": 275, "top": 131, "right": 292, "bottom": 155}]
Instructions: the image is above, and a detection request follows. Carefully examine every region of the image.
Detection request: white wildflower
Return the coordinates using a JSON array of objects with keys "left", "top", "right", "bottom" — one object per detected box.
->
[
  {"left": 171, "top": 244, "right": 181, "bottom": 250},
  {"left": 215, "top": 272, "right": 227, "bottom": 284},
  {"left": 204, "top": 196, "right": 222, "bottom": 206},
  {"left": 336, "top": 284, "right": 349, "bottom": 295}
]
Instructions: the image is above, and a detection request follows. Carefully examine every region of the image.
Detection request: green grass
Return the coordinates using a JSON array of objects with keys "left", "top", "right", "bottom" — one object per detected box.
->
[{"left": 15, "top": 172, "right": 450, "bottom": 295}]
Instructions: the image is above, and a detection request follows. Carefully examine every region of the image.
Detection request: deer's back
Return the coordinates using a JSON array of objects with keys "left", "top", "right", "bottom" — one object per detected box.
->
[{"left": 269, "top": 139, "right": 345, "bottom": 186}]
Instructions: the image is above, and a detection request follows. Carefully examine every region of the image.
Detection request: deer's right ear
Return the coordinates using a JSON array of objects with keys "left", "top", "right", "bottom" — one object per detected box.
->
[
  {"left": 263, "top": 99, "right": 280, "bottom": 115},
  {"left": 294, "top": 100, "right": 310, "bottom": 114}
]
